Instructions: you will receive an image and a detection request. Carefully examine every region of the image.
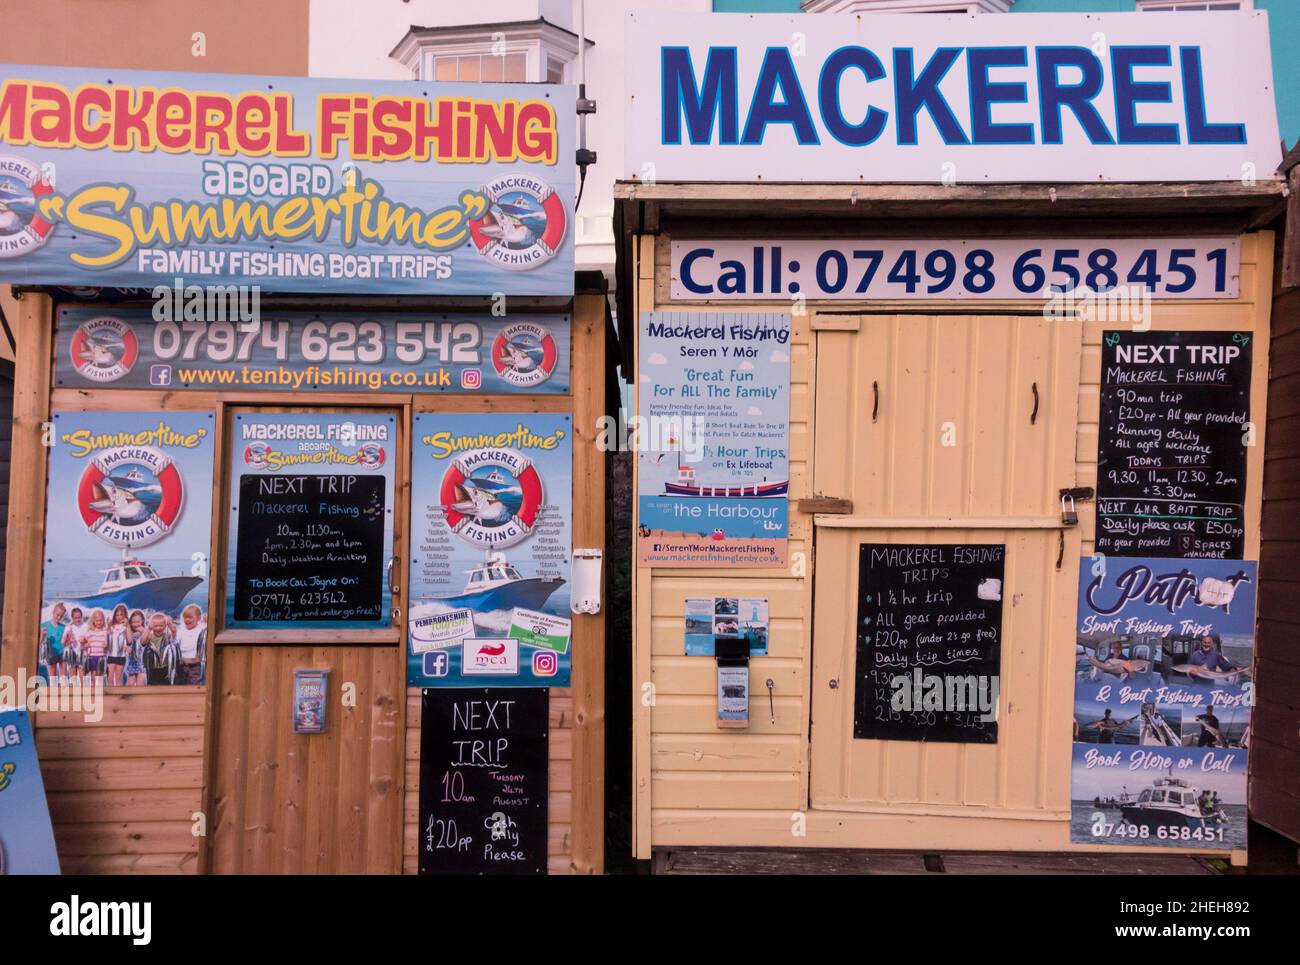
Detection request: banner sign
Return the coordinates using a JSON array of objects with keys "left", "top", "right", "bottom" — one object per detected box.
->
[
  {"left": 1071, "top": 556, "right": 1256, "bottom": 851},
  {"left": 671, "top": 239, "right": 1240, "bottom": 301},
  {"left": 41, "top": 410, "right": 214, "bottom": 687},
  {"left": 0, "top": 66, "right": 574, "bottom": 294},
  {"left": 625, "top": 12, "right": 1281, "bottom": 184},
  {"left": 638, "top": 311, "right": 790, "bottom": 567},
  {"left": 226, "top": 412, "right": 396, "bottom": 630},
  {"left": 1096, "top": 330, "right": 1251, "bottom": 560},
  {"left": 408, "top": 413, "right": 572, "bottom": 687},
  {"left": 0, "top": 709, "right": 60, "bottom": 874},
  {"left": 54, "top": 307, "right": 570, "bottom": 394}
]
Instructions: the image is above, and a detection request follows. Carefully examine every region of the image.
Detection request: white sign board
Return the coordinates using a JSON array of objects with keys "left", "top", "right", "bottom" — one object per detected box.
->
[
  {"left": 670, "top": 238, "right": 1240, "bottom": 300},
  {"left": 625, "top": 12, "right": 1281, "bottom": 184}
]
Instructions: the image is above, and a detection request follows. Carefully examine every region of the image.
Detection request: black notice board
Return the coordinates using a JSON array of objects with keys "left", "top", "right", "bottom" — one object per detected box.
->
[
  {"left": 418, "top": 687, "right": 548, "bottom": 876},
  {"left": 232, "top": 473, "right": 386, "bottom": 624},
  {"left": 1096, "top": 331, "right": 1251, "bottom": 559},
  {"left": 854, "top": 543, "right": 1005, "bottom": 744}
]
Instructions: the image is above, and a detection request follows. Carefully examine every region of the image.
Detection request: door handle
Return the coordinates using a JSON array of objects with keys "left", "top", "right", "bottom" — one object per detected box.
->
[
  {"left": 872, "top": 381, "right": 879, "bottom": 422},
  {"left": 388, "top": 557, "right": 401, "bottom": 624},
  {"left": 1030, "top": 382, "right": 1039, "bottom": 425}
]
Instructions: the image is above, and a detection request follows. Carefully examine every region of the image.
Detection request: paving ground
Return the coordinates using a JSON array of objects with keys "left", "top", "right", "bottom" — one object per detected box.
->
[
  {"left": 651, "top": 821, "right": 1299, "bottom": 875},
  {"left": 654, "top": 848, "right": 1221, "bottom": 875}
]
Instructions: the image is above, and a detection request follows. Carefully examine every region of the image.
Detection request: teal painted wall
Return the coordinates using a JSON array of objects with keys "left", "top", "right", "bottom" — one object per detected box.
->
[
  {"left": 712, "top": 0, "right": 801, "bottom": 10},
  {"left": 710, "top": 0, "right": 1296, "bottom": 145}
]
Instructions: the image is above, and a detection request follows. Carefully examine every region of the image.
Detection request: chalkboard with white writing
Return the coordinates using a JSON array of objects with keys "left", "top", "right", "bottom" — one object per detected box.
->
[
  {"left": 232, "top": 473, "right": 386, "bottom": 624},
  {"left": 854, "top": 543, "right": 1005, "bottom": 743},
  {"left": 418, "top": 687, "right": 548, "bottom": 875},
  {"left": 1096, "top": 330, "right": 1251, "bottom": 560}
]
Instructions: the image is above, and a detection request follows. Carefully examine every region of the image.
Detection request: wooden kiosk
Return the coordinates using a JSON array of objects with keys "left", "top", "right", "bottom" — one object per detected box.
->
[
  {"left": 0, "top": 66, "right": 607, "bottom": 875},
  {"left": 617, "top": 10, "right": 1284, "bottom": 868}
]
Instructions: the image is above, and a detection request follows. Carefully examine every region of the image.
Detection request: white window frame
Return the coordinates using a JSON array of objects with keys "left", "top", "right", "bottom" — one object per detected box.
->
[
  {"left": 390, "top": 21, "right": 580, "bottom": 84},
  {"left": 1137, "top": 1, "right": 1253, "bottom": 11}
]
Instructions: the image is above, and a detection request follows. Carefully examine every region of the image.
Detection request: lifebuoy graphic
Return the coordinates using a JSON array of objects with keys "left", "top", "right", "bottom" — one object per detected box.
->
[
  {"left": 76, "top": 445, "right": 184, "bottom": 548},
  {"left": 491, "top": 321, "right": 558, "bottom": 388},
  {"left": 0, "top": 156, "right": 54, "bottom": 258},
  {"left": 439, "top": 446, "right": 543, "bottom": 549},
  {"left": 467, "top": 175, "right": 567, "bottom": 272},
  {"left": 69, "top": 316, "right": 139, "bottom": 383}
]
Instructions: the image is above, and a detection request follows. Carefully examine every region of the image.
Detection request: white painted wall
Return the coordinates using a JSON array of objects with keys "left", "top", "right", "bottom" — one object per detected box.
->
[{"left": 308, "top": 0, "right": 710, "bottom": 283}]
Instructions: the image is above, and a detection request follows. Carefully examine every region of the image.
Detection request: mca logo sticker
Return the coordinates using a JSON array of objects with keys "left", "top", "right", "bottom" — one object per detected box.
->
[
  {"left": 492, "top": 322, "right": 558, "bottom": 388},
  {"left": 468, "top": 175, "right": 566, "bottom": 271},
  {"left": 439, "top": 447, "right": 543, "bottom": 549},
  {"left": 77, "top": 445, "right": 184, "bottom": 548},
  {"left": 69, "top": 316, "right": 138, "bottom": 383},
  {"left": 0, "top": 156, "right": 54, "bottom": 259}
]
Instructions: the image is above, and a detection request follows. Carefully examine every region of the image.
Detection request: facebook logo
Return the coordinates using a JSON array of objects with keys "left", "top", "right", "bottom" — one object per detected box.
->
[
  {"left": 423, "top": 651, "right": 449, "bottom": 677},
  {"left": 149, "top": 364, "right": 172, "bottom": 386}
]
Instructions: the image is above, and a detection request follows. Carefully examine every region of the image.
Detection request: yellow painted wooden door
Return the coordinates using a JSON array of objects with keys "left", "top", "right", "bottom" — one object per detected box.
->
[{"left": 810, "top": 314, "right": 1083, "bottom": 824}]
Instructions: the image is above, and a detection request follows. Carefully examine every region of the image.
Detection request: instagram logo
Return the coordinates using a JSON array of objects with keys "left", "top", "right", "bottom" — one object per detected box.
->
[
  {"left": 532, "top": 651, "right": 557, "bottom": 677},
  {"left": 461, "top": 368, "right": 482, "bottom": 390}
]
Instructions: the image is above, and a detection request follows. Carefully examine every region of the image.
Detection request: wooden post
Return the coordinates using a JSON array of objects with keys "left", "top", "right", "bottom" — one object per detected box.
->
[
  {"left": 569, "top": 290, "right": 607, "bottom": 874},
  {"left": 0, "top": 292, "right": 53, "bottom": 684}
]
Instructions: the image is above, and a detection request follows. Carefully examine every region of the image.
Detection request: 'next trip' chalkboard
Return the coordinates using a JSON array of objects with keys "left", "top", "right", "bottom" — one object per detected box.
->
[
  {"left": 232, "top": 473, "right": 386, "bottom": 624},
  {"left": 1096, "top": 330, "right": 1251, "bottom": 560},
  {"left": 418, "top": 687, "right": 548, "bottom": 876},
  {"left": 854, "top": 543, "right": 1005, "bottom": 744}
]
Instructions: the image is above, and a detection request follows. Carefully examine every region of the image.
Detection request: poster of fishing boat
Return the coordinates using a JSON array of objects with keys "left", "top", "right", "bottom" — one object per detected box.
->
[
  {"left": 637, "top": 311, "right": 791, "bottom": 567},
  {"left": 40, "top": 411, "right": 215, "bottom": 687},
  {"left": 407, "top": 412, "right": 571, "bottom": 686},
  {"left": 1071, "top": 556, "right": 1256, "bottom": 849}
]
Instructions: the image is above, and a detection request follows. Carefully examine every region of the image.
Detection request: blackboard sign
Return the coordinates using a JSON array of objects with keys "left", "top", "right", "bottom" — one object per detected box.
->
[
  {"left": 854, "top": 543, "right": 1005, "bottom": 744},
  {"left": 232, "top": 473, "right": 387, "bottom": 624},
  {"left": 418, "top": 688, "right": 548, "bottom": 875},
  {"left": 1096, "top": 331, "right": 1251, "bottom": 559}
]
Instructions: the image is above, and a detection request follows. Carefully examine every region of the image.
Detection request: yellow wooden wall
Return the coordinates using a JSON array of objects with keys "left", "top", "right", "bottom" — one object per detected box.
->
[{"left": 632, "top": 231, "right": 1274, "bottom": 857}]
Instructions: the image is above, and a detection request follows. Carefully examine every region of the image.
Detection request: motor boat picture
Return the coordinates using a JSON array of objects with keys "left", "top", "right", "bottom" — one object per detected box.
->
[
  {"left": 1119, "top": 774, "right": 1228, "bottom": 833},
  {"left": 434, "top": 554, "right": 563, "bottom": 613},
  {"left": 51, "top": 555, "right": 203, "bottom": 615},
  {"left": 662, "top": 464, "right": 788, "bottom": 499}
]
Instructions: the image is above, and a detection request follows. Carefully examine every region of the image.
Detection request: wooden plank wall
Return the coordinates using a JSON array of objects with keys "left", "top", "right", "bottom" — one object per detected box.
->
[
  {"left": 210, "top": 646, "right": 403, "bottom": 874},
  {"left": 400, "top": 294, "right": 606, "bottom": 875},
  {"left": 39, "top": 690, "right": 205, "bottom": 873},
  {"left": 4, "top": 295, "right": 605, "bottom": 875},
  {"left": 1252, "top": 248, "right": 1300, "bottom": 843},
  {"left": 633, "top": 231, "right": 1274, "bottom": 856}
]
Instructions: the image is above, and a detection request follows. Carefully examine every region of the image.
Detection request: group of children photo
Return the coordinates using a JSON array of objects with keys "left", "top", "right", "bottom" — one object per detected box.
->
[{"left": 37, "top": 601, "right": 208, "bottom": 686}]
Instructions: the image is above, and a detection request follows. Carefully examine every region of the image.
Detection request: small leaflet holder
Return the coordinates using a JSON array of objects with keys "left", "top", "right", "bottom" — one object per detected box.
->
[{"left": 715, "top": 635, "right": 751, "bottom": 730}]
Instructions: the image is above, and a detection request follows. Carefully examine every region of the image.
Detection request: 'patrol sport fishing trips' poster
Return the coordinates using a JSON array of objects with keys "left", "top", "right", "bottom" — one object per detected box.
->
[
  {"left": 41, "top": 411, "right": 215, "bottom": 687},
  {"left": 638, "top": 311, "right": 790, "bottom": 567},
  {"left": 1071, "top": 556, "right": 1256, "bottom": 851},
  {"left": 408, "top": 413, "right": 571, "bottom": 687}
]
